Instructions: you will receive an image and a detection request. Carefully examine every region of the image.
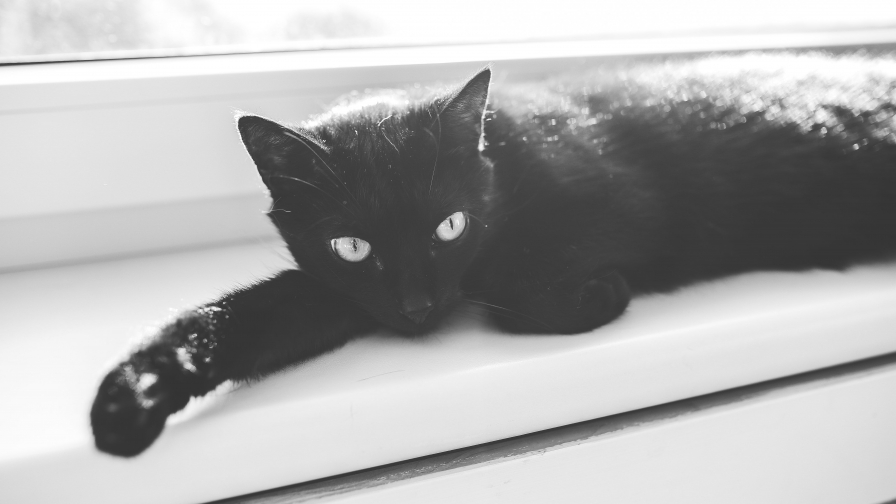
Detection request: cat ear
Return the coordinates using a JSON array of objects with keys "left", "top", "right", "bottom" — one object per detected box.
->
[
  {"left": 439, "top": 66, "right": 491, "bottom": 143},
  {"left": 236, "top": 113, "right": 328, "bottom": 190}
]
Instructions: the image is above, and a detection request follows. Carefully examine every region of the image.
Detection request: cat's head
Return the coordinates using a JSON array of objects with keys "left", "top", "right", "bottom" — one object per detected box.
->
[{"left": 237, "top": 68, "right": 494, "bottom": 333}]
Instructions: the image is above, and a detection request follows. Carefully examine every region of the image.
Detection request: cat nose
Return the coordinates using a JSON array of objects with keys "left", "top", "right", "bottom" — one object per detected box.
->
[{"left": 400, "top": 298, "right": 434, "bottom": 324}]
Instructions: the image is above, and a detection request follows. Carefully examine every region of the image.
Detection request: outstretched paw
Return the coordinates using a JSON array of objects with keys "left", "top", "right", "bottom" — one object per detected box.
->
[{"left": 90, "top": 364, "right": 187, "bottom": 457}]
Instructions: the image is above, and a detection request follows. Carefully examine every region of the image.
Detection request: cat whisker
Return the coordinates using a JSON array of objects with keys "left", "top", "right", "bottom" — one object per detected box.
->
[
  {"left": 466, "top": 212, "right": 487, "bottom": 227},
  {"left": 281, "top": 129, "right": 363, "bottom": 213},
  {"left": 453, "top": 304, "right": 493, "bottom": 322},
  {"left": 464, "top": 299, "right": 555, "bottom": 332},
  {"left": 426, "top": 109, "right": 443, "bottom": 197},
  {"left": 305, "top": 215, "right": 339, "bottom": 231},
  {"left": 375, "top": 113, "right": 398, "bottom": 155},
  {"left": 382, "top": 132, "right": 400, "bottom": 155},
  {"left": 267, "top": 196, "right": 289, "bottom": 213},
  {"left": 377, "top": 114, "right": 393, "bottom": 127},
  {"left": 269, "top": 174, "right": 349, "bottom": 210},
  {"left": 462, "top": 303, "right": 552, "bottom": 332}
]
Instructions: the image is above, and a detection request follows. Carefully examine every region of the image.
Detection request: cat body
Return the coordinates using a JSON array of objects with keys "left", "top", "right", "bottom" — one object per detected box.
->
[
  {"left": 474, "top": 54, "right": 896, "bottom": 329},
  {"left": 91, "top": 53, "right": 896, "bottom": 456}
]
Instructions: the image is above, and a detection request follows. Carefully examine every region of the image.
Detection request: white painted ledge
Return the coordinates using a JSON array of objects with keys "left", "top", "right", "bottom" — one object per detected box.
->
[
  {"left": 0, "top": 241, "right": 895, "bottom": 504},
  {"left": 0, "top": 195, "right": 277, "bottom": 272},
  {"left": 287, "top": 358, "right": 896, "bottom": 504}
]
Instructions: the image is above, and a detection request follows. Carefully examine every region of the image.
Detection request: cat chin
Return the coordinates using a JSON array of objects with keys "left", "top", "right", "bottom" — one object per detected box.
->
[
  {"left": 377, "top": 294, "right": 463, "bottom": 336},
  {"left": 381, "top": 307, "right": 449, "bottom": 335},
  {"left": 374, "top": 312, "right": 441, "bottom": 336}
]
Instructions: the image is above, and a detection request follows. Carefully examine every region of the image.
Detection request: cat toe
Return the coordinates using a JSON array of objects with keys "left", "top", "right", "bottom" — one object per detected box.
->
[
  {"left": 579, "top": 270, "right": 629, "bottom": 313},
  {"left": 90, "top": 366, "right": 179, "bottom": 457},
  {"left": 571, "top": 269, "right": 631, "bottom": 331}
]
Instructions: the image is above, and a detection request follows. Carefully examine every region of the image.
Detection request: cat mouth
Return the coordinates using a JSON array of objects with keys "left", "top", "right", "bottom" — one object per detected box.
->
[
  {"left": 387, "top": 309, "right": 443, "bottom": 335},
  {"left": 385, "top": 294, "right": 461, "bottom": 335}
]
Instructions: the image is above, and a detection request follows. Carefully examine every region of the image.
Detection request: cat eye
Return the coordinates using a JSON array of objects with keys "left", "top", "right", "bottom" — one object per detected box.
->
[
  {"left": 434, "top": 211, "right": 467, "bottom": 242},
  {"left": 330, "top": 237, "right": 371, "bottom": 262}
]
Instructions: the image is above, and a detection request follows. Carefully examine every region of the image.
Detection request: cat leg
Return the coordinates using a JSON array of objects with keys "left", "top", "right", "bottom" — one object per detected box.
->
[
  {"left": 90, "top": 269, "right": 376, "bottom": 457},
  {"left": 481, "top": 264, "right": 631, "bottom": 335}
]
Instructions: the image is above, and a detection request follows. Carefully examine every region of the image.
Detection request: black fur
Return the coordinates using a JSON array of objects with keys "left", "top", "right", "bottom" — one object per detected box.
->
[{"left": 91, "top": 53, "right": 896, "bottom": 456}]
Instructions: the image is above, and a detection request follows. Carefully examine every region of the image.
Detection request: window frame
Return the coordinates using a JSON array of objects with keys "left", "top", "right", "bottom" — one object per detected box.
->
[{"left": 2, "top": 27, "right": 896, "bottom": 270}]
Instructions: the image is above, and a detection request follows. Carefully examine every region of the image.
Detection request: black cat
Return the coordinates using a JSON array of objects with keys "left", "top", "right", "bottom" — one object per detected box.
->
[{"left": 91, "top": 53, "right": 896, "bottom": 456}]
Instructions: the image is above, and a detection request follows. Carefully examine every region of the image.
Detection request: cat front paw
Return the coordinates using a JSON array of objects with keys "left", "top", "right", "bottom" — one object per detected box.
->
[
  {"left": 574, "top": 269, "right": 631, "bottom": 330},
  {"left": 486, "top": 269, "right": 632, "bottom": 334},
  {"left": 523, "top": 268, "right": 631, "bottom": 334},
  {"left": 90, "top": 364, "right": 188, "bottom": 457}
]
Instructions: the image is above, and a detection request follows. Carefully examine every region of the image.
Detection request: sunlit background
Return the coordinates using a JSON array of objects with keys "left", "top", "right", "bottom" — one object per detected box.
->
[{"left": 1, "top": 0, "right": 895, "bottom": 63}]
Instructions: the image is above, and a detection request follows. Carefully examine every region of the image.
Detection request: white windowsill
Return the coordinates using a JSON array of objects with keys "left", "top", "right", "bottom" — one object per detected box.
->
[
  {"left": 0, "top": 241, "right": 894, "bottom": 503},
  {"left": 212, "top": 355, "right": 896, "bottom": 503}
]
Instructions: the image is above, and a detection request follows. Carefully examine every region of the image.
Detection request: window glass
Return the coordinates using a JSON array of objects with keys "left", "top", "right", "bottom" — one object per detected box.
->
[{"left": 1, "top": 0, "right": 895, "bottom": 63}]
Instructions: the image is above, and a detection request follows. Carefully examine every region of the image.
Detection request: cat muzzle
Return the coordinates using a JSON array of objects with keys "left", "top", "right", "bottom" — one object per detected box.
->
[{"left": 400, "top": 299, "right": 434, "bottom": 324}]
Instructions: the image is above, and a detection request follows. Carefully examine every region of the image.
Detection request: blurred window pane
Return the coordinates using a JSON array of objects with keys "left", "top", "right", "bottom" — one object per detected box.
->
[{"left": 1, "top": 0, "right": 895, "bottom": 63}]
